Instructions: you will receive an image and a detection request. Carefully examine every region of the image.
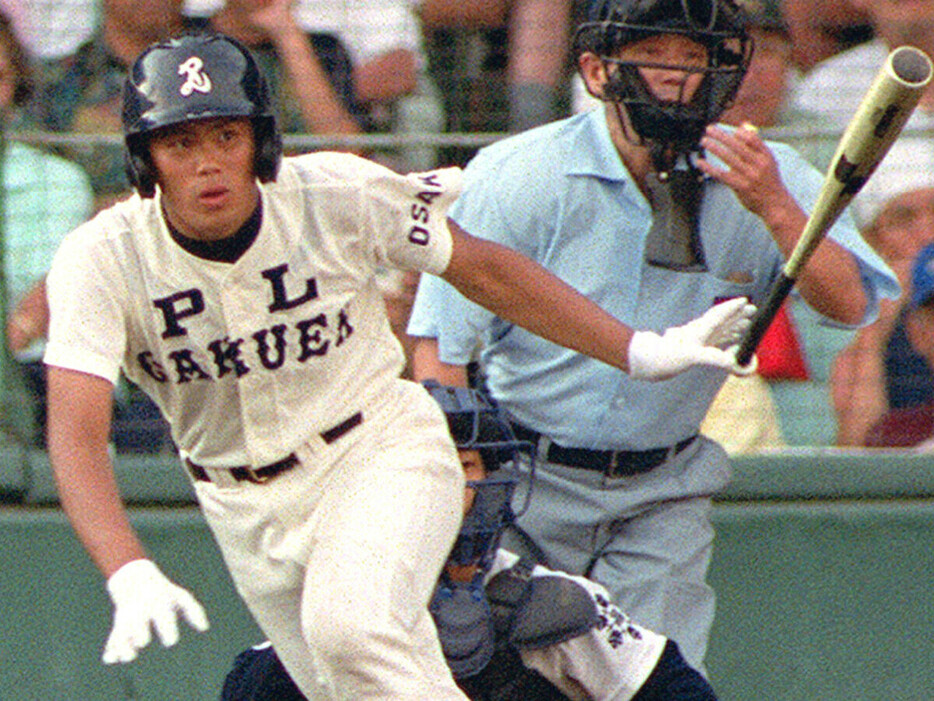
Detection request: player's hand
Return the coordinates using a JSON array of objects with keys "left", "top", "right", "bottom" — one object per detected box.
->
[
  {"left": 102, "top": 559, "right": 209, "bottom": 664},
  {"left": 628, "top": 297, "right": 757, "bottom": 380}
]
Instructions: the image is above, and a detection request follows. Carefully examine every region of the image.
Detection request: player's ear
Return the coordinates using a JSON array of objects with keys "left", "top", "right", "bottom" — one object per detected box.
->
[
  {"left": 124, "top": 136, "right": 157, "bottom": 198},
  {"left": 579, "top": 52, "right": 609, "bottom": 100}
]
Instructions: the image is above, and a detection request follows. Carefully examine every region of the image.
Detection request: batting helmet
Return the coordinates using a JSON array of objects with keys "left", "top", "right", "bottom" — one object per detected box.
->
[
  {"left": 575, "top": 0, "right": 751, "bottom": 158},
  {"left": 122, "top": 32, "right": 282, "bottom": 197}
]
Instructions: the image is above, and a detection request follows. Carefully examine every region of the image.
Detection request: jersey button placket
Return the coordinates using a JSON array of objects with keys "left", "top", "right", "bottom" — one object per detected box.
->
[{"left": 223, "top": 283, "right": 279, "bottom": 457}]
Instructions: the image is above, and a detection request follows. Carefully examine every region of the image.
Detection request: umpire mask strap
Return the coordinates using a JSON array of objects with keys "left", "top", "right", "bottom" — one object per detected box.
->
[{"left": 643, "top": 164, "right": 708, "bottom": 272}]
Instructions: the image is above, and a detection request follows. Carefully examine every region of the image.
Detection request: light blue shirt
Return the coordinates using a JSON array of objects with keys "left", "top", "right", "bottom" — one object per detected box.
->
[
  {"left": 2, "top": 140, "right": 93, "bottom": 360},
  {"left": 408, "top": 110, "right": 899, "bottom": 450}
]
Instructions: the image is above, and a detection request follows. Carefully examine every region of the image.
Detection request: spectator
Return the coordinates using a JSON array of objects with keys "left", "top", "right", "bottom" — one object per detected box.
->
[
  {"left": 865, "top": 242, "right": 934, "bottom": 449},
  {"left": 786, "top": 0, "right": 934, "bottom": 178},
  {"left": 26, "top": 0, "right": 189, "bottom": 208},
  {"left": 198, "top": 0, "right": 367, "bottom": 138},
  {"left": 290, "top": 0, "right": 450, "bottom": 346},
  {"left": 291, "top": 0, "right": 445, "bottom": 171},
  {"left": 3, "top": 0, "right": 97, "bottom": 61},
  {"left": 699, "top": 370, "right": 784, "bottom": 453},
  {"left": 721, "top": 0, "right": 798, "bottom": 130},
  {"left": 779, "top": 0, "right": 873, "bottom": 73},
  {"left": 0, "top": 10, "right": 94, "bottom": 446},
  {"left": 832, "top": 153, "right": 934, "bottom": 446},
  {"left": 417, "top": 0, "right": 574, "bottom": 134},
  {"left": 19, "top": 1, "right": 188, "bottom": 451}
]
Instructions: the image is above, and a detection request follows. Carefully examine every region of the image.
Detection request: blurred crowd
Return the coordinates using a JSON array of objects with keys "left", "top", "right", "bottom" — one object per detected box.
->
[{"left": 1, "top": 0, "right": 934, "bottom": 453}]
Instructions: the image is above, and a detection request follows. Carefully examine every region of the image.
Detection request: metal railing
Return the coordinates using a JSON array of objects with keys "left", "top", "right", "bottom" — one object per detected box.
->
[{"left": 0, "top": 123, "right": 931, "bottom": 458}]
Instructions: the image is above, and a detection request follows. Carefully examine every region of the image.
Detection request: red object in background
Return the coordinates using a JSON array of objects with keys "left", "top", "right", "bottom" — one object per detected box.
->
[{"left": 756, "top": 302, "right": 810, "bottom": 381}]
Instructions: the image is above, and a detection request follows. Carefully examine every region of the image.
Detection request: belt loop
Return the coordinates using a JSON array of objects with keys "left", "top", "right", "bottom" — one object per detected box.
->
[
  {"left": 663, "top": 444, "right": 676, "bottom": 464},
  {"left": 242, "top": 465, "right": 274, "bottom": 484},
  {"left": 534, "top": 434, "right": 551, "bottom": 465},
  {"left": 607, "top": 451, "right": 619, "bottom": 476}
]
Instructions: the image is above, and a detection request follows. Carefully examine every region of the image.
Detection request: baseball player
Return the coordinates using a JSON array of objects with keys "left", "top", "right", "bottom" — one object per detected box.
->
[
  {"left": 407, "top": 0, "right": 900, "bottom": 670},
  {"left": 221, "top": 382, "right": 719, "bottom": 701},
  {"left": 43, "top": 33, "right": 756, "bottom": 700}
]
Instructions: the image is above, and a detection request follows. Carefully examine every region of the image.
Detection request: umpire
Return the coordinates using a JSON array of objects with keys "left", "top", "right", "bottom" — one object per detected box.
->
[{"left": 408, "top": 0, "right": 899, "bottom": 670}]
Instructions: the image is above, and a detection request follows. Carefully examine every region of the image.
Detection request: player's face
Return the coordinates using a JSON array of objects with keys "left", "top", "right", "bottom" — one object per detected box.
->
[
  {"left": 459, "top": 449, "right": 486, "bottom": 515},
  {"left": 444, "top": 449, "right": 487, "bottom": 583},
  {"left": 619, "top": 33, "right": 708, "bottom": 104},
  {"left": 869, "top": 187, "right": 934, "bottom": 282},
  {"left": 149, "top": 117, "right": 259, "bottom": 241}
]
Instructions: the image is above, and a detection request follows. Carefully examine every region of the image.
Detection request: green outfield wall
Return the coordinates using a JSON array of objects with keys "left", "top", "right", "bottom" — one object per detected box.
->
[{"left": 1, "top": 449, "right": 933, "bottom": 701}]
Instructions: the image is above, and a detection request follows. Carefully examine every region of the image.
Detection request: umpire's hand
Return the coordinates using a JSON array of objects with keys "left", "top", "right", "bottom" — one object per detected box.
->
[
  {"left": 628, "top": 297, "right": 758, "bottom": 380},
  {"left": 103, "top": 559, "right": 210, "bottom": 664}
]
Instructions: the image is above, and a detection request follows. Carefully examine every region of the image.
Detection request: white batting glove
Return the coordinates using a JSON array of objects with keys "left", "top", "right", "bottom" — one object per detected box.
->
[
  {"left": 102, "top": 559, "right": 209, "bottom": 664},
  {"left": 628, "top": 297, "right": 757, "bottom": 380}
]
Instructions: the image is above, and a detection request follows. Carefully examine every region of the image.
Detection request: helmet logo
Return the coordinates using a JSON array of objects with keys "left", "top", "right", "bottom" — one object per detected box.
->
[{"left": 178, "top": 56, "right": 212, "bottom": 96}]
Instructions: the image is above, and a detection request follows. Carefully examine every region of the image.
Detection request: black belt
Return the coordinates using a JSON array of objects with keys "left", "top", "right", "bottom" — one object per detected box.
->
[
  {"left": 186, "top": 411, "right": 363, "bottom": 484},
  {"left": 511, "top": 422, "right": 697, "bottom": 478}
]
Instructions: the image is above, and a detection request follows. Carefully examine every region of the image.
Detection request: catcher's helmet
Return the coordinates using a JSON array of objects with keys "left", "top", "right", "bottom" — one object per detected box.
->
[
  {"left": 575, "top": 0, "right": 751, "bottom": 158},
  {"left": 122, "top": 32, "right": 282, "bottom": 197},
  {"left": 422, "top": 381, "right": 534, "bottom": 570}
]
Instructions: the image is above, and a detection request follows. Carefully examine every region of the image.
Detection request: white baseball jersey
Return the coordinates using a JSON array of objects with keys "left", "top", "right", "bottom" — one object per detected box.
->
[
  {"left": 487, "top": 550, "right": 666, "bottom": 701},
  {"left": 44, "top": 152, "right": 462, "bottom": 468}
]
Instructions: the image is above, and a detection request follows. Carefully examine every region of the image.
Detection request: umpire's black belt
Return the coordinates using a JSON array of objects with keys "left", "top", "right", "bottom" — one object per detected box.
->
[
  {"left": 511, "top": 422, "right": 697, "bottom": 478},
  {"left": 186, "top": 411, "right": 363, "bottom": 484}
]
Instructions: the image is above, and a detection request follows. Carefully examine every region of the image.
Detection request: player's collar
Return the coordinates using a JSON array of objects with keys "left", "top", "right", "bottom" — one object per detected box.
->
[{"left": 164, "top": 197, "right": 263, "bottom": 263}]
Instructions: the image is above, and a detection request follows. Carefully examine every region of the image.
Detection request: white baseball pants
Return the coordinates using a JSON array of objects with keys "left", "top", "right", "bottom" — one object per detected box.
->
[{"left": 194, "top": 381, "right": 468, "bottom": 699}]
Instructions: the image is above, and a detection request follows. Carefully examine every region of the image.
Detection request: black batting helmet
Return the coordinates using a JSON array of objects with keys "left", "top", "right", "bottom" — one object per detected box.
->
[
  {"left": 575, "top": 0, "right": 751, "bottom": 157},
  {"left": 122, "top": 32, "right": 282, "bottom": 197}
]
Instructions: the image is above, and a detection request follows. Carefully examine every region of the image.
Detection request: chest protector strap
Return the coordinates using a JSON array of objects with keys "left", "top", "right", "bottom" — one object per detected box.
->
[{"left": 486, "top": 558, "right": 600, "bottom": 650}]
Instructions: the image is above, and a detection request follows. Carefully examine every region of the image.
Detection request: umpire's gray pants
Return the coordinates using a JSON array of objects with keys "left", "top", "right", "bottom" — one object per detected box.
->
[{"left": 503, "top": 435, "right": 731, "bottom": 671}]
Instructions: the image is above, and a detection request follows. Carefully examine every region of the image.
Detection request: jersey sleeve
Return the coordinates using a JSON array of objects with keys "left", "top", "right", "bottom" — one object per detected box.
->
[
  {"left": 43, "top": 227, "right": 127, "bottom": 384},
  {"left": 405, "top": 146, "right": 537, "bottom": 364},
  {"left": 364, "top": 164, "right": 462, "bottom": 275}
]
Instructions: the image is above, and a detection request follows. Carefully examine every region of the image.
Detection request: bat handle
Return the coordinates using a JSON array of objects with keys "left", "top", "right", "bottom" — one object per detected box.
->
[{"left": 735, "top": 274, "right": 797, "bottom": 367}]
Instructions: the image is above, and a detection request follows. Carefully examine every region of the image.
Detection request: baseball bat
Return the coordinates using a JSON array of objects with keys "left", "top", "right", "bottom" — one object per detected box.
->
[{"left": 735, "top": 45, "right": 934, "bottom": 367}]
